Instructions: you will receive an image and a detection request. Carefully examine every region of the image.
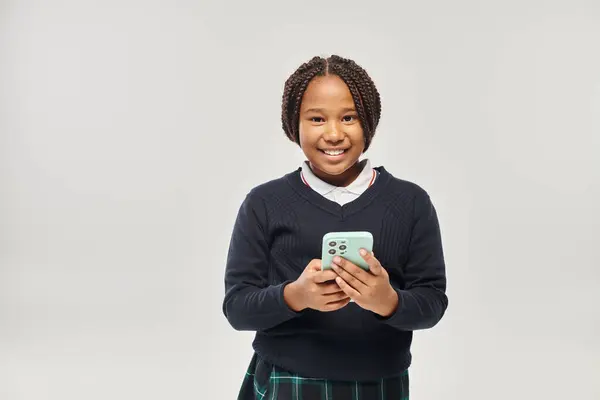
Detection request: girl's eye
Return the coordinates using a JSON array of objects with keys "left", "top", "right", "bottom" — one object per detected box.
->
[
  {"left": 311, "top": 117, "right": 325, "bottom": 123},
  {"left": 343, "top": 115, "right": 357, "bottom": 122}
]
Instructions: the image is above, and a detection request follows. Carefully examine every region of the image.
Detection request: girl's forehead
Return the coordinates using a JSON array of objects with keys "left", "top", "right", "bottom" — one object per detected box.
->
[{"left": 301, "top": 75, "right": 354, "bottom": 108}]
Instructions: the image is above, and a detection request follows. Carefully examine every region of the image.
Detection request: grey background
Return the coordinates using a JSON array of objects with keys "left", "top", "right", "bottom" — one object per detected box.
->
[{"left": 1, "top": 1, "right": 599, "bottom": 399}]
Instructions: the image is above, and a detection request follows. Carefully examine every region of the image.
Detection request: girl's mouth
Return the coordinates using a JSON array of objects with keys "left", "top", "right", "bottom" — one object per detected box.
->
[{"left": 320, "top": 149, "right": 347, "bottom": 157}]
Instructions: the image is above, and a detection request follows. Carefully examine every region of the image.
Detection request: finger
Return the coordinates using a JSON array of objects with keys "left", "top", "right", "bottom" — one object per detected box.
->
[
  {"left": 319, "top": 282, "right": 345, "bottom": 295},
  {"left": 307, "top": 259, "right": 322, "bottom": 272},
  {"left": 322, "top": 298, "right": 351, "bottom": 312},
  {"left": 360, "top": 249, "right": 383, "bottom": 275},
  {"left": 331, "top": 263, "right": 367, "bottom": 292},
  {"left": 332, "top": 256, "right": 370, "bottom": 286},
  {"left": 313, "top": 269, "right": 339, "bottom": 283},
  {"left": 335, "top": 276, "right": 361, "bottom": 299},
  {"left": 324, "top": 291, "right": 350, "bottom": 303}
]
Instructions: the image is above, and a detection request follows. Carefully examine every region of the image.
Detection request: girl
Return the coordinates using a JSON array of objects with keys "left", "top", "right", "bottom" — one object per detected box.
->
[{"left": 223, "top": 55, "right": 448, "bottom": 399}]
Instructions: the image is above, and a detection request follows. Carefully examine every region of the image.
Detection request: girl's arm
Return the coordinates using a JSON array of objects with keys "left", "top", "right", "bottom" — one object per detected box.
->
[
  {"left": 222, "top": 191, "right": 301, "bottom": 331},
  {"left": 377, "top": 191, "right": 448, "bottom": 330}
]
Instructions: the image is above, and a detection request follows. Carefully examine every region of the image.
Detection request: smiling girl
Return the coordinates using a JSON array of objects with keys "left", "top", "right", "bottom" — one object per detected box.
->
[{"left": 223, "top": 55, "right": 448, "bottom": 400}]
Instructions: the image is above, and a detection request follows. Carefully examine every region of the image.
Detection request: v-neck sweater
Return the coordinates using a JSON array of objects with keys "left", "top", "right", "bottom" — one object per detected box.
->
[{"left": 222, "top": 166, "right": 448, "bottom": 381}]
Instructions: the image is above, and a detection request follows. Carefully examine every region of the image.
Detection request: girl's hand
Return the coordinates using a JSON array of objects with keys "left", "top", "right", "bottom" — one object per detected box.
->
[
  {"left": 331, "top": 250, "right": 399, "bottom": 317},
  {"left": 284, "top": 259, "right": 351, "bottom": 312}
]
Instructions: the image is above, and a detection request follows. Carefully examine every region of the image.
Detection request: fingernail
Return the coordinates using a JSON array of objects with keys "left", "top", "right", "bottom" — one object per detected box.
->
[
  {"left": 359, "top": 249, "right": 367, "bottom": 256},
  {"left": 334, "top": 256, "right": 341, "bottom": 263}
]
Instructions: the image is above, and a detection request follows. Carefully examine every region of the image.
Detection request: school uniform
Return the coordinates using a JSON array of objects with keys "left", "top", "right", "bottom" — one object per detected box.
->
[{"left": 225, "top": 159, "right": 447, "bottom": 399}]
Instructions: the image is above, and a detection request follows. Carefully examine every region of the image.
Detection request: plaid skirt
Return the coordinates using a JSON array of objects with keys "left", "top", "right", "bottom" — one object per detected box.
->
[{"left": 237, "top": 352, "right": 409, "bottom": 400}]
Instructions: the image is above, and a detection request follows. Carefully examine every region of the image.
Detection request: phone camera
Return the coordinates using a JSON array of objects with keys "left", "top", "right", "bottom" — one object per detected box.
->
[
  {"left": 328, "top": 249, "right": 336, "bottom": 255},
  {"left": 339, "top": 245, "right": 347, "bottom": 250},
  {"left": 329, "top": 241, "right": 336, "bottom": 247}
]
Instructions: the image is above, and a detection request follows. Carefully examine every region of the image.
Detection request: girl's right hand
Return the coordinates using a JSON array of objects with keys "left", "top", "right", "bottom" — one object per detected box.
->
[{"left": 284, "top": 259, "right": 351, "bottom": 312}]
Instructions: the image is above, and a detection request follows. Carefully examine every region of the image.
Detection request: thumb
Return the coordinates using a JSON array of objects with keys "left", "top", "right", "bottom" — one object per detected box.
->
[
  {"left": 363, "top": 250, "right": 383, "bottom": 275},
  {"left": 307, "top": 259, "right": 322, "bottom": 271},
  {"left": 370, "top": 262, "right": 383, "bottom": 276}
]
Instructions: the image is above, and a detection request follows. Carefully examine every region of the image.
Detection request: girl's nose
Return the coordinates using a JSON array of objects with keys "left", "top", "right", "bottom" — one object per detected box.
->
[{"left": 323, "top": 123, "right": 343, "bottom": 142}]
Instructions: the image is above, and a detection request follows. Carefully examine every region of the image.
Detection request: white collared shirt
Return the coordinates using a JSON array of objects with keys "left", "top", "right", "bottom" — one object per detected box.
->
[{"left": 300, "top": 159, "right": 378, "bottom": 206}]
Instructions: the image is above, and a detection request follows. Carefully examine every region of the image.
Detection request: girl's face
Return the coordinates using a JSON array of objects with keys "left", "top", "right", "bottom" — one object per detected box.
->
[{"left": 298, "top": 74, "right": 365, "bottom": 187}]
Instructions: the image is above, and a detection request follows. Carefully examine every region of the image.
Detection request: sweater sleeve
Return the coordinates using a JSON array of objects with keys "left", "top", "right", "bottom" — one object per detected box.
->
[
  {"left": 378, "top": 190, "right": 448, "bottom": 331},
  {"left": 222, "top": 191, "right": 302, "bottom": 331}
]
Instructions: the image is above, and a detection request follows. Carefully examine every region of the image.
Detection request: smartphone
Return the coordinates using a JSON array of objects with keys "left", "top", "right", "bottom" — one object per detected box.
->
[{"left": 321, "top": 231, "right": 373, "bottom": 271}]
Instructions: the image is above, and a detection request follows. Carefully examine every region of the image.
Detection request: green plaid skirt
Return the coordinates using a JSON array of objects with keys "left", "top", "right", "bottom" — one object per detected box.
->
[{"left": 237, "top": 352, "right": 409, "bottom": 400}]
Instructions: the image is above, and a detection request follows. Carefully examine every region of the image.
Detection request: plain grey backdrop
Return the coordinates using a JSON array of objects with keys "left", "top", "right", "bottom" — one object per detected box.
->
[{"left": 1, "top": 1, "right": 599, "bottom": 399}]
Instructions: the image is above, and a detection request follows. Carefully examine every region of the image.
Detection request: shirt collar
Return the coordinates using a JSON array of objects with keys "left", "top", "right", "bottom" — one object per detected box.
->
[{"left": 300, "top": 159, "right": 375, "bottom": 196}]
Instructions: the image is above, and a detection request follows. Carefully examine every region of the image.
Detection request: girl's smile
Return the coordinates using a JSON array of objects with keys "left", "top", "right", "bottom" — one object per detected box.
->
[{"left": 319, "top": 147, "right": 348, "bottom": 159}]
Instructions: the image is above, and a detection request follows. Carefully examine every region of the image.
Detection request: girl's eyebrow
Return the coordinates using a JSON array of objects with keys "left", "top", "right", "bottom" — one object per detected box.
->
[
  {"left": 303, "top": 107, "right": 357, "bottom": 114},
  {"left": 303, "top": 108, "right": 325, "bottom": 114}
]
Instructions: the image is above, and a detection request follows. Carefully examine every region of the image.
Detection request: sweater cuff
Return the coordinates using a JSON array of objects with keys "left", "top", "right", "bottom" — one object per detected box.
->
[
  {"left": 276, "top": 280, "right": 305, "bottom": 316},
  {"left": 375, "top": 288, "right": 405, "bottom": 324}
]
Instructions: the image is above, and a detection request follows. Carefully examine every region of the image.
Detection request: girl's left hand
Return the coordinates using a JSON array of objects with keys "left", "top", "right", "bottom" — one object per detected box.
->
[{"left": 330, "top": 250, "right": 399, "bottom": 317}]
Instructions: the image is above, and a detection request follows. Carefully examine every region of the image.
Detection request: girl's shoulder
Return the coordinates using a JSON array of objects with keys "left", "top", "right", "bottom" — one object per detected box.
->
[
  {"left": 376, "top": 166, "right": 430, "bottom": 200},
  {"left": 243, "top": 168, "right": 301, "bottom": 203}
]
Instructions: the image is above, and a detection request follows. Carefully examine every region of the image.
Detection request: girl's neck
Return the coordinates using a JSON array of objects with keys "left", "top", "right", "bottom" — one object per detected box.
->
[{"left": 308, "top": 160, "right": 365, "bottom": 187}]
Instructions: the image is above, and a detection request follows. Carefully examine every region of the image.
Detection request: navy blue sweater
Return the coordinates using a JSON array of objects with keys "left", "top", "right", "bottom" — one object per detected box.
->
[{"left": 222, "top": 166, "right": 448, "bottom": 381}]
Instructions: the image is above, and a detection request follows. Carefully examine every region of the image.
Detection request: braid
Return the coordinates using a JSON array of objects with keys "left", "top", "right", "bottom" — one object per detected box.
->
[
  {"left": 281, "top": 55, "right": 382, "bottom": 151},
  {"left": 281, "top": 57, "right": 327, "bottom": 143}
]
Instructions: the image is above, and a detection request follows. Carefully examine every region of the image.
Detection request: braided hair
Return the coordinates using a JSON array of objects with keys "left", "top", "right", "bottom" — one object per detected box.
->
[{"left": 281, "top": 55, "right": 382, "bottom": 151}]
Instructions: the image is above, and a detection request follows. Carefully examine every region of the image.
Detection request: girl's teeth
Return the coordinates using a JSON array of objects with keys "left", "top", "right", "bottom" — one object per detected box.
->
[{"left": 324, "top": 150, "right": 344, "bottom": 155}]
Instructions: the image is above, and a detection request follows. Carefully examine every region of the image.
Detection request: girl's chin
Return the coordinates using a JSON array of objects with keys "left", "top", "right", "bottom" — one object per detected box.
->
[{"left": 311, "top": 162, "right": 356, "bottom": 177}]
